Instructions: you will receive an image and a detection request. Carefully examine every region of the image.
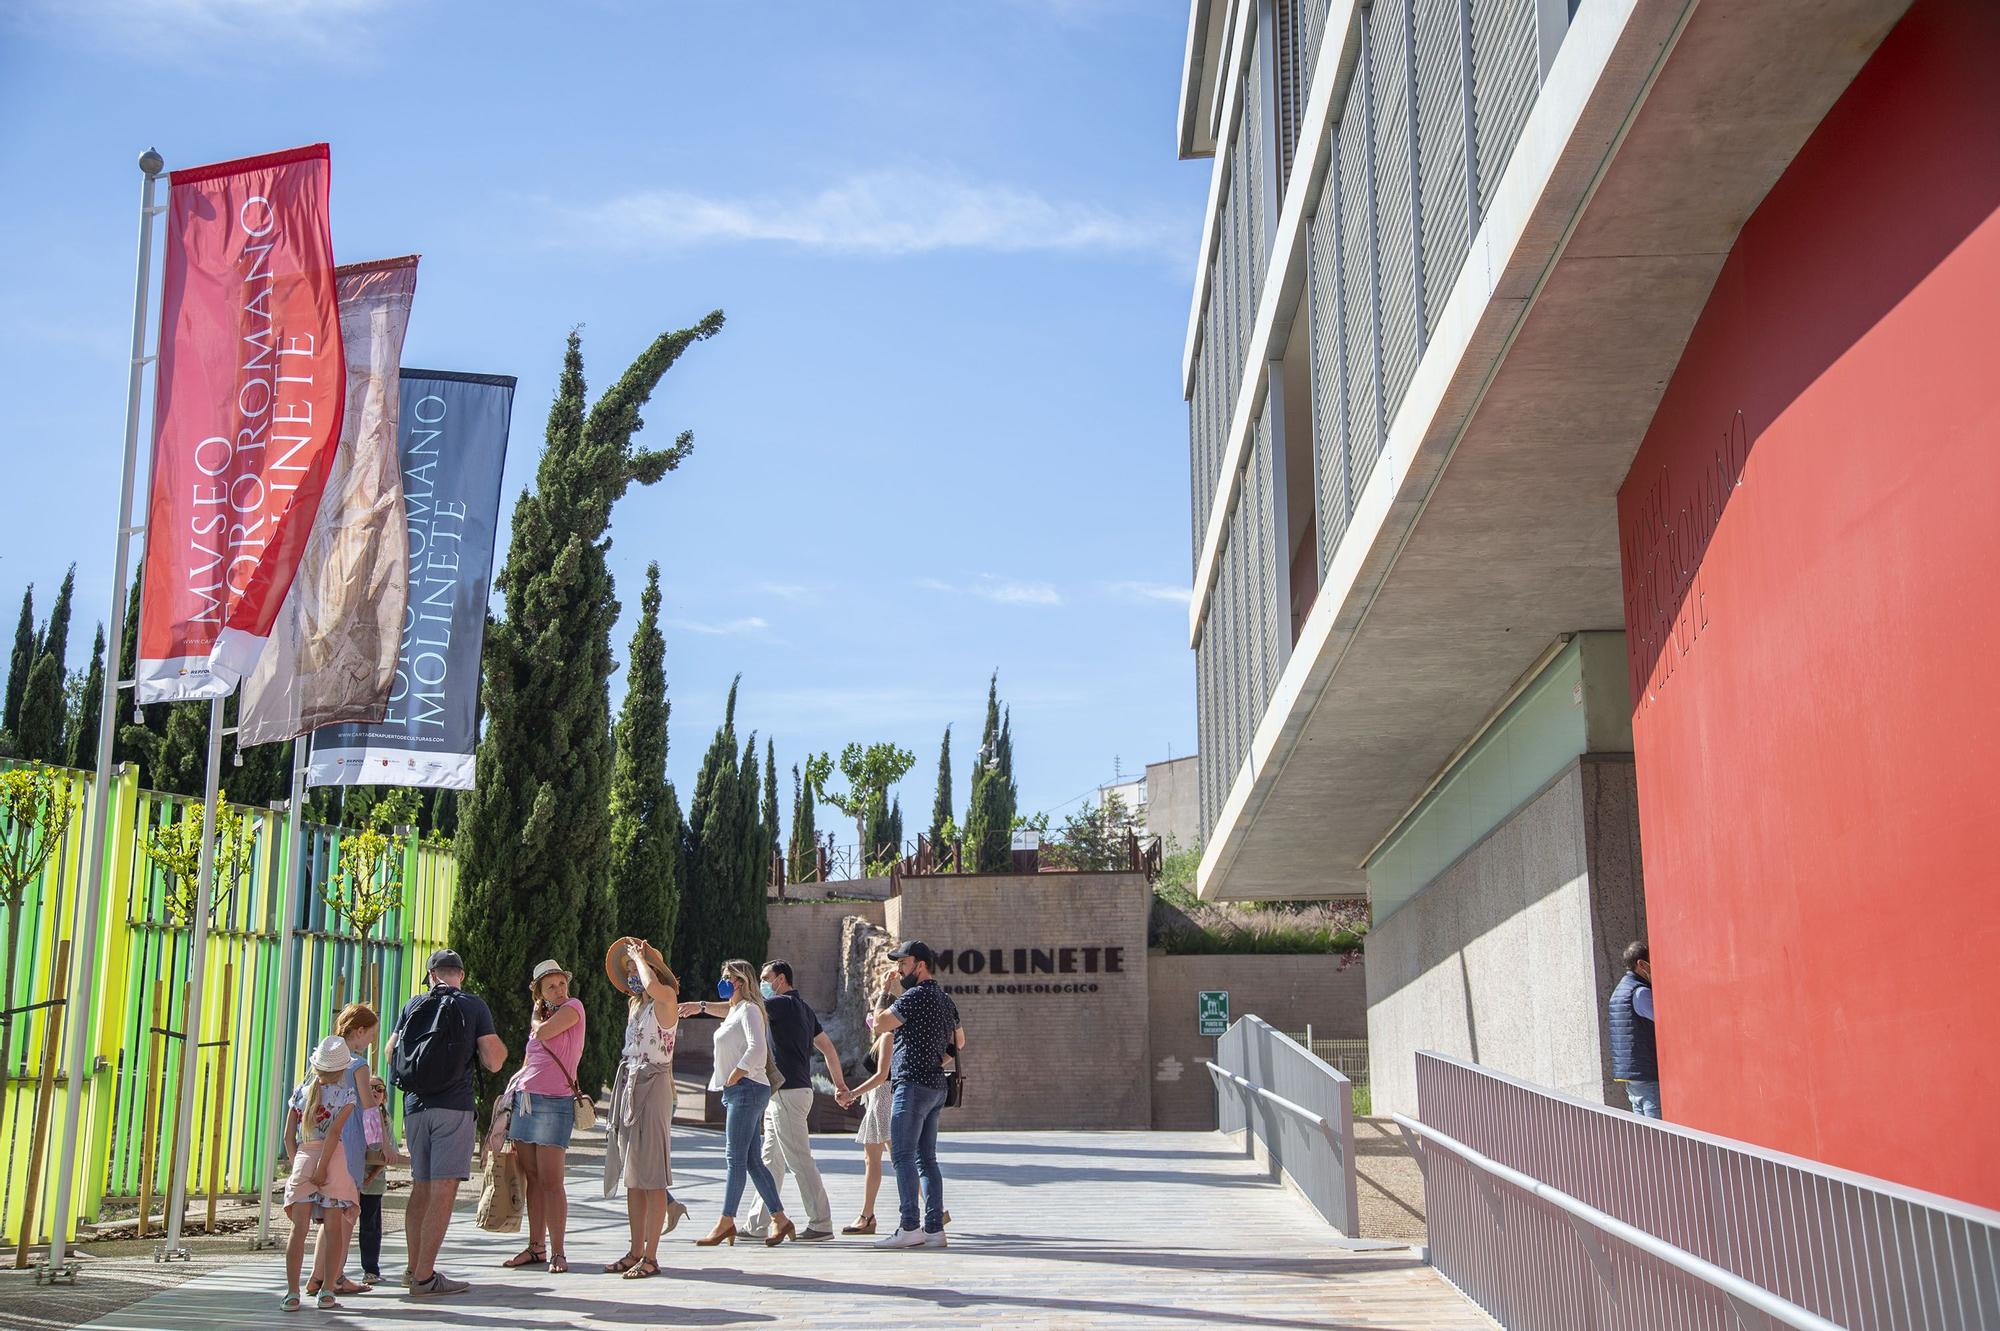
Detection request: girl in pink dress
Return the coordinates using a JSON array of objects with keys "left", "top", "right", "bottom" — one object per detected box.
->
[{"left": 281, "top": 1036, "right": 362, "bottom": 1311}]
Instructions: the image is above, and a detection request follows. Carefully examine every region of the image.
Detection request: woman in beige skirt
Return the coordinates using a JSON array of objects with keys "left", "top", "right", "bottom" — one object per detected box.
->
[{"left": 601, "top": 937, "right": 685, "bottom": 1279}]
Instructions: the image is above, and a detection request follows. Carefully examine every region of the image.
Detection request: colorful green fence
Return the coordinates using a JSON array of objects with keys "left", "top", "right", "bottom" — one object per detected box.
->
[{"left": 0, "top": 761, "right": 457, "bottom": 1245}]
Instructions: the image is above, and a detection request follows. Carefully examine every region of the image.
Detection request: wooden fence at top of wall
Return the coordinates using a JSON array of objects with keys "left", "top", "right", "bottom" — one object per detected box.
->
[{"left": 0, "top": 761, "right": 458, "bottom": 1246}]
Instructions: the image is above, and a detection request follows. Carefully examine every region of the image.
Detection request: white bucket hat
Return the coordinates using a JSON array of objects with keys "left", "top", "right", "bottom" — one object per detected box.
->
[
  {"left": 311, "top": 1035, "right": 351, "bottom": 1074},
  {"left": 531, "top": 959, "right": 571, "bottom": 987}
]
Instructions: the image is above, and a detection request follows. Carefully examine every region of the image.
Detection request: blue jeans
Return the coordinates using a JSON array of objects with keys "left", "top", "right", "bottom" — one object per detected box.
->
[
  {"left": 721, "top": 1080, "right": 784, "bottom": 1220},
  {"left": 890, "top": 1081, "right": 947, "bottom": 1234},
  {"left": 1624, "top": 1079, "right": 1662, "bottom": 1119}
]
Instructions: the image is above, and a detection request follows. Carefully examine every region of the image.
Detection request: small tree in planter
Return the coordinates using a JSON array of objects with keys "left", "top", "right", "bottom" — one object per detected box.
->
[
  {"left": 142, "top": 791, "right": 258, "bottom": 932},
  {"left": 320, "top": 807, "right": 409, "bottom": 1010},
  {"left": 0, "top": 763, "right": 75, "bottom": 1085},
  {"left": 321, "top": 815, "right": 407, "bottom": 942}
]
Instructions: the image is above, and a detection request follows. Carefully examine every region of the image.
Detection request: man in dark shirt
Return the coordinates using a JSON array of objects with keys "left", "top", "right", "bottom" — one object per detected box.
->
[
  {"left": 385, "top": 949, "right": 504, "bottom": 1296},
  {"left": 744, "top": 960, "right": 849, "bottom": 1241},
  {"left": 872, "top": 940, "right": 964, "bottom": 1248}
]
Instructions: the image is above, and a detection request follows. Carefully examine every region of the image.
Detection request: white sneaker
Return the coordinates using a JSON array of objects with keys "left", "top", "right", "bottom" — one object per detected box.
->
[
  {"left": 922, "top": 1230, "right": 948, "bottom": 1248},
  {"left": 874, "top": 1227, "right": 926, "bottom": 1249}
]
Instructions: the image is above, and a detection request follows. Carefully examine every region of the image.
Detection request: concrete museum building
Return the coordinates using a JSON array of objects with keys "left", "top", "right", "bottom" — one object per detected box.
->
[{"left": 1175, "top": 0, "right": 1998, "bottom": 1207}]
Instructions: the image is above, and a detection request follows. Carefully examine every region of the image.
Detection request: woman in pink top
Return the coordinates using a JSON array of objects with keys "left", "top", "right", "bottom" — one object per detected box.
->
[{"left": 503, "top": 959, "right": 586, "bottom": 1273}]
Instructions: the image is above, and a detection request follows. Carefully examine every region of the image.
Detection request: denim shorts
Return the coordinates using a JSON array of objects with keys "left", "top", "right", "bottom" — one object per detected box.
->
[{"left": 507, "top": 1090, "right": 576, "bottom": 1148}]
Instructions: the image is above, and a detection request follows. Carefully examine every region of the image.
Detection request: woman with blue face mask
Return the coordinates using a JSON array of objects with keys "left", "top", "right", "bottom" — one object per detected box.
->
[
  {"left": 684, "top": 957, "right": 792, "bottom": 1247},
  {"left": 599, "top": 937, "right": 684, "bottom": 1279}
]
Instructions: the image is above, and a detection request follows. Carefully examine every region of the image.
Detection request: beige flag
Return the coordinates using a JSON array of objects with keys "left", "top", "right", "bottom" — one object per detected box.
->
[{"left": 237, "top": 256, "right": 419, "bottom": 746}]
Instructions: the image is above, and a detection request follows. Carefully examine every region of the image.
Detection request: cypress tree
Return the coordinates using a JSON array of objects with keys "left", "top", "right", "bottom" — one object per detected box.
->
[
  {"left": 760, "top": 737, "right": 779, "bottom": 892},
  {"left": 67, "top": 625, "right": 105, "bottom": 769},
  {"left": 16, "top": 653, "right": 65, "bottom": 762},
  {"left": 5, "top": 586, "right": 34, "bottom": 738},
  {"left": 678, "top": 680, "right": 744, "bottom": 992},
  {"left": 928, "top": 725, "right": 952, "bottom": 848},
  {"left": 40, "top": 566, "right": 75, "bottom": 678},
  {"left": 966, "top": 672, "right": 1018, "bottom": 872},
  {"left": 453, "top": 314, "right": 723, "bottom": 1105},
  {"left": 737, "top": 733, "right": 770, "bottom": 962},
  {"left": 605, "top": 563, "right": 681, "bottom": 1081},
  {"left": 788, "top": 762, "right": 819, "bottom": 882},
  {"left": 885, "top": 795, "right": 903, "bottom": 862}
]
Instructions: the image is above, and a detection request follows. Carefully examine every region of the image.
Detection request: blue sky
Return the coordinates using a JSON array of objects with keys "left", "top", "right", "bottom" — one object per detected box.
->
[{"left": 0, "top": 0, "right": 1205, "bottom": 836}]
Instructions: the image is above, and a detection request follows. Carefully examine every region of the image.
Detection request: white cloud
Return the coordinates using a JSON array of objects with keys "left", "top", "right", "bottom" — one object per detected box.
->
[
  {"left": 1108, "top": 580, "right": 1193, "bottom": 607},
  {"left": 759, "top": 582, "right": 812, "bottom": 600},
  {"left": 668, "top": 615, "right": 770, "bottom": 637},
  {"left": 11, "top": 0, "right": 398, "bottom": 60},
  {"left": 917, "top": 574, "right": 1064, "bottom": 607},
  {"left": 561, "top": 168, "right": 1185, "bottom": 262}
]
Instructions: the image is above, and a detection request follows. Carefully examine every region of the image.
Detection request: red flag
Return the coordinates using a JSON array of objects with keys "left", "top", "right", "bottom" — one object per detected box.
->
[{"left": 138, "top": 144, "right": 345, "bottom": 702}]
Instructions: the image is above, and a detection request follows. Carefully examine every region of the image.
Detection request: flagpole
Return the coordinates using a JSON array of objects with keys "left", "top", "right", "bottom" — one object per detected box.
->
[
  {"left": 160, "top": 697, "right": 226, "bottom": 1260},
  {"left": 252, "top": 742, "right": 310, "bottom": 1248},
  {"left": 41, "top": 149, "right": 165, "bottom": 1283}
]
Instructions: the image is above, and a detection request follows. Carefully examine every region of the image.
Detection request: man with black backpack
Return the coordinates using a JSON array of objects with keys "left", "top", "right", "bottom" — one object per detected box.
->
[{"left": 387, "top": 949, "right": 505, "bottom": 1297}]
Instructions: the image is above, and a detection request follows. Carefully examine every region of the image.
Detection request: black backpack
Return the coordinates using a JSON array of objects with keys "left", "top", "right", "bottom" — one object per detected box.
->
[{"left": 391, "top": 985, "right": 473, "bottom": 1098}]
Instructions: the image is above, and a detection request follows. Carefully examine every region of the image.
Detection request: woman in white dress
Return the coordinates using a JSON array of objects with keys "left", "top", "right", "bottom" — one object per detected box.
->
[{"left": 837, "top": 960, "right": 901, "bottom": 1234}]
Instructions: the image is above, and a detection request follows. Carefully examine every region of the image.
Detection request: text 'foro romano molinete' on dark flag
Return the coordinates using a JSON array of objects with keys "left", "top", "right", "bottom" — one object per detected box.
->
[{"left": 308, "top": 370, "right": 515, "bottom": 791}]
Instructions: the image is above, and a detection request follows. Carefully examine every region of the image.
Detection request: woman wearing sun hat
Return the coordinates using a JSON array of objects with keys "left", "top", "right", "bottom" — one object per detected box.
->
[
  {"left": 600, "top": 936, "right": 683, "bottom": 1279},
  {"left": 501, "top": 958, "right": 585, "bottom": 1273}
]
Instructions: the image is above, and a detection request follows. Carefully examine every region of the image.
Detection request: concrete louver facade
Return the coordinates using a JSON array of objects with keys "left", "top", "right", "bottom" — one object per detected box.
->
[{"left": 1175, "top": 0, "right": 1913, "bottom": 1117}]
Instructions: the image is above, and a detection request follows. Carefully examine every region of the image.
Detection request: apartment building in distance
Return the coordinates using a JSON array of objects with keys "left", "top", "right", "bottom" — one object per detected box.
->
[{"left": 1175, "top": 0, "right": 2000, "bottom": 1208}]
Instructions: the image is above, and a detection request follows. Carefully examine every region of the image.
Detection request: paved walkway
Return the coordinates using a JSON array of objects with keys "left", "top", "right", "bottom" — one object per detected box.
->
[{"left": 74, "top": 1130, "right": 1492, "bottom": 1331}]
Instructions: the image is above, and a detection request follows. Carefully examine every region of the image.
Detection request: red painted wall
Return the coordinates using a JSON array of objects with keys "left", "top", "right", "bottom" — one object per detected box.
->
[{"left": 1617, "top": 0, "right": 2000, "bottom": 1208}]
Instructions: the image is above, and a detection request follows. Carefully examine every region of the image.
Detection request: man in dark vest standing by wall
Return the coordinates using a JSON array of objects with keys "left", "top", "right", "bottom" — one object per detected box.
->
[{"left": 1609, "top": 940, "right": 1660, "bottom": 1119}]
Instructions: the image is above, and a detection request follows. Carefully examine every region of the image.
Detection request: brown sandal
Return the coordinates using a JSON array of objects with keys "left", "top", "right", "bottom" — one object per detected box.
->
[
  {"left": 842, "top": 1214, "right": 876, "bottom": 1235},
  {"left": 621, "top": 1256, "right": 660, "bottom": 1280},
  {"left": 548, "top": 1252, "right": 569, "bottom": 1274},
  {"left": 602, "top": 1251, "right": 641, "bottom": 1274},
  {"left": 502, "top": 1246, "right": 546, "bottom": 1269}
]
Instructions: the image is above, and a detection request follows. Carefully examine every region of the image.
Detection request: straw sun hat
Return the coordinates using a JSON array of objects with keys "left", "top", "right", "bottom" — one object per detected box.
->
[{"left": 603, "top": 936, "right": 677, "bottom": 992}]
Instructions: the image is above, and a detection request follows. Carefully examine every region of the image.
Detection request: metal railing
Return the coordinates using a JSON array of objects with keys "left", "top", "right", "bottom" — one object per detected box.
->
[
  {"left": 1403, "top": 1051, "right": 2000, "bottom": 1331},
  {"left": 1207, "top": 1014, "right": 1359, "bottom": 1234},
  {"left": 1285, "top": 1032, "right": 1369, "bottom": 1085}
]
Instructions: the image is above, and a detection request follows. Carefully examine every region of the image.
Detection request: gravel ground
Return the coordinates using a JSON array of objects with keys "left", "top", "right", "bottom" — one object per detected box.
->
[{"left": 1352, "top": 1116, "right": 1430, "bottom": 1246}]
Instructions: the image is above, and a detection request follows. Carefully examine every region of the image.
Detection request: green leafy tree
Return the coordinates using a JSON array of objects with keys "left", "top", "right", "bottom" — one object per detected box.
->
[
  {"left": 454, "top": 314, "right": 723, "bottom": 1104},
  {"left": 3, "top": 586, "right": 32, "bottom": 739},
  {"left": 965, "top": 672, "right": 1018, "bottom": 872},
  {"left": 928, "top": 726, "right": 952, "bottom": 849},
  {"left": 0, "top": 764, "right": 74, "bottom": 1082},
  {"left": 606, "top": 562, "right": 681, "bottom": 1080},
  {"left": 824, "top": 741, "right": 916, "bottom": 877},
  {"left": 66, "top": 625, "right": 105, "bottom": 770},
  {"left": 1051, "top": 791, "right": 1135, "bottom": 871}
]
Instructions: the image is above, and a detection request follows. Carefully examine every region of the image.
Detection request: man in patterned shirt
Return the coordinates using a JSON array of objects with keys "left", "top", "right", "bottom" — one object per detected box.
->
[{"left": 871, "top": 940, "right": 964, "bottom": 1248}]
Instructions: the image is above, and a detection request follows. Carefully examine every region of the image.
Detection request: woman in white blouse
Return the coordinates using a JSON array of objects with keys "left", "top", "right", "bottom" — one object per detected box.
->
[{"left": 684, "top": 957, "right": 794, "bottom": 1247}]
